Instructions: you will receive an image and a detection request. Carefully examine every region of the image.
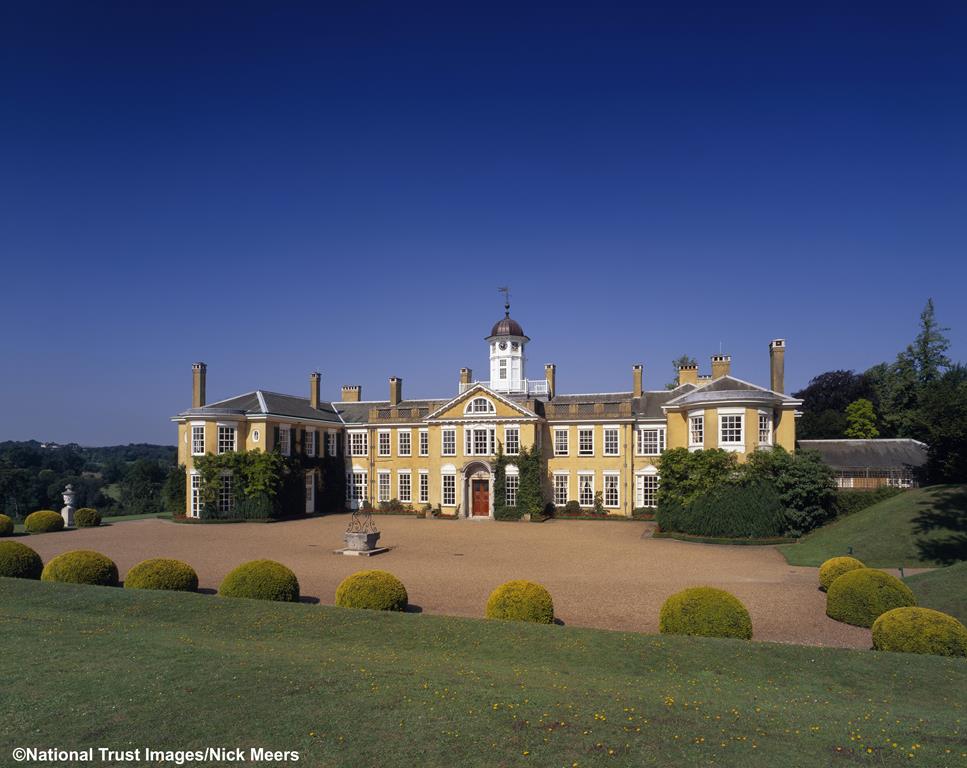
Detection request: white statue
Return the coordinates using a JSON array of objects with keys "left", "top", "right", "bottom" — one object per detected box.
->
[{"left": 61, "top": 484, "right": 76, "bottom": 528}]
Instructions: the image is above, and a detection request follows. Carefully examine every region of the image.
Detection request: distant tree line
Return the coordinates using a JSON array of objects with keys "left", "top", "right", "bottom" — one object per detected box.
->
[
  {"left": 0, "top": 441, "right": 178, "bottom": 520},
  {"left": 794, "top": 299, "right": 965, "bottom": 483}
]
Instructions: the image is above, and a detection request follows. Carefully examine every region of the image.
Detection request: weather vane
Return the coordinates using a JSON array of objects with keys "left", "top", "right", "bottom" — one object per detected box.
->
[{"left": 498, "top": 286, "right": 510, "bottom": 315}]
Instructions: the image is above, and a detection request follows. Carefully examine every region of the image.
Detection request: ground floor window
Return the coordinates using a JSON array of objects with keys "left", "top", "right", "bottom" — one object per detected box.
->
[
  {"left": 218, "top": 473, "right": 234, "bottom": 514},
  {"left": 578, "top": 472, "right": 594, "bottom": 507},
  {"left": 398, "top": 471, "right": 411, "bottom": 503},
  {"left": 442, "top": 474, "right": 456, "bottom": 506},
  {"left": 377, "top": 471, "right": 391, "bottom": 502},
  {"left": 505, "top": 474, "right": 519, "bottom": 507},
  {"left": 347, "top": 471, "right": 367, "bottom": 503},
  {"left": 635, "top": 474, "right": 659, "bottom": 508},
  {"left": 190, "top": 473, "right": 201, "bottom": 518},
  {"left": 603, "top": 473, "right": 620, "bottom": 508},
  {"left": 553, "top": 473, "right": 568, "bottom": 506},
  {"left": 419, "top": 471, "right": 429, "bottom": 503},
  {"left": 758, "top": 413, "right": 772, "bottom": 445}
]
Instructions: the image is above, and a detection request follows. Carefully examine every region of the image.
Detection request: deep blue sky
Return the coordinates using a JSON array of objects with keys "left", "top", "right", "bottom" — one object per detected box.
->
[{"left": 2, "top": 2, "right": 965, "bottom": 445}]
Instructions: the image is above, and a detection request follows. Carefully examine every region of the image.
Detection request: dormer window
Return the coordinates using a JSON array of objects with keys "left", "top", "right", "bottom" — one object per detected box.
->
[{"left": 465, "top": 397, "right": 496, "bottom": 415}]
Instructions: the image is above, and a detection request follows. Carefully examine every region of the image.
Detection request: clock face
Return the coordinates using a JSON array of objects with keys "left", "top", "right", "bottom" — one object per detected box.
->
[{"left": 498, "top": 341, "right": 507, "bottom": 350}]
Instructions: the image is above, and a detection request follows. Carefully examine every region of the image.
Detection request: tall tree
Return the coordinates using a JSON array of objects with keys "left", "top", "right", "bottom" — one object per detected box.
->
[
  {"left": 792, "top": 370, "right": 874, "bottom": 438},
  {"left": 908, "top": 298, "right": 951, "bottom": 384},
  {"left": 913, "top": 365, "right": 967, "bottom": 483},
  {"left": 844, "top": 398, "right": 879, "bottom": 439}
]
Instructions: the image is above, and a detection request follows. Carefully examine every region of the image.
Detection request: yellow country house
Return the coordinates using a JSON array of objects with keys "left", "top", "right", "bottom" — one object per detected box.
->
[{"left": 172, "top": 303, "right": 801, "bottom": 520}]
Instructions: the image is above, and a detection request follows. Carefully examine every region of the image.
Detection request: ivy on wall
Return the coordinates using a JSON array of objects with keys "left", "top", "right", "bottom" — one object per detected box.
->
[{"left": 493, "top": 445, "right": 545, "bottom": 521}]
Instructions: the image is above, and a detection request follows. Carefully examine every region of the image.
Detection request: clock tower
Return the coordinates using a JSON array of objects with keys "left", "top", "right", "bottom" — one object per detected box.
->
[{"left": 486, "top": 299, "right": 529, "bottom": 393}]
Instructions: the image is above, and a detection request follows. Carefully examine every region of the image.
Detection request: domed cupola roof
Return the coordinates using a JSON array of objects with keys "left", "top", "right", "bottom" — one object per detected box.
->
[{"left": 487, "top": 302, "right": 528, "bottom": 340}]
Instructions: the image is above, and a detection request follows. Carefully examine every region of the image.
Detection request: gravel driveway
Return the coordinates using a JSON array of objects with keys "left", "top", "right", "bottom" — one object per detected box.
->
[{"left": 22, "top": 515, "right": 873, "bottom": 648}]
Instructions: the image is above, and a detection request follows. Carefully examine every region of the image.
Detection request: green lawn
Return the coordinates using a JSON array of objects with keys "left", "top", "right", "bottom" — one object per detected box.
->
[
  {"left": 12, "top": 511, "right": 170, "bottom": 534},
  {"left": 780, "top": 485, "right": 967, "bottom": 568},
  {"left": 1, "top": 579, "right": 964, "bottom": 767},
  {"left": 906, "top": 561, "right": 967, "bottom": 624}
]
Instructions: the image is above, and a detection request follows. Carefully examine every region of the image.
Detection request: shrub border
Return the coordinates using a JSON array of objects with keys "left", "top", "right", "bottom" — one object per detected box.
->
[{"left": 652, "top": 531, "right": 796, "bottom": 546}]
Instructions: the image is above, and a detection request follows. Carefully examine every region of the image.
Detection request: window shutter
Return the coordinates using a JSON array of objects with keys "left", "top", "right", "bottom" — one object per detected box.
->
[
  {"left": 273, "top": 426, "right": 280, "bottom": 451},
  {"left": 298, "top": 429, "right": 305, "bottom": 455}
]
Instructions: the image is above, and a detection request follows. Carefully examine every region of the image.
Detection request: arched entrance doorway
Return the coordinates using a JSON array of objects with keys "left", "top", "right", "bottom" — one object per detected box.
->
[{"left": 463, "top": 461, "right": 492, "bottom": 518}]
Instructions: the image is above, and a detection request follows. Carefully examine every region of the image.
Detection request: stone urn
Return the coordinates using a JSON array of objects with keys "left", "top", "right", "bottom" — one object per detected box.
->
[
  {"left": 60, "top": 484, "right": 76, "bottom": 528},
  {"left": 344, "top": 531, "right": 381, "bottom": 551}
]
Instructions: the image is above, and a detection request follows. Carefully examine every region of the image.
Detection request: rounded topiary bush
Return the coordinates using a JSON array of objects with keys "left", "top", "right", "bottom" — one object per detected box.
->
[
  {"left": 0, "top": 514, "right": 14, "bottom": 537},
  {"left": 125, "top": 558, "right": 198, "bottom": 592},
  {"left": 0, "top": 541, "right": 44, "bottom": 579},
  {"left": 825, "top": 568, "right": 916, "bottom": 628},
  {"left": 335, "top": 569, "right": 408, "bottom": 612},
  {"left": 485, "top": 580, "right": 554, "bottom": 624},
  {"left": 659, "top": 587, "right": 753, "bottom": 640},
  {"left": 75, "top": 508, "right": 102, "bottom": 528},
  {"left": 219, "top": 560, "right": 300, "bottom": 602},
  {"left": 25, "top": 510, "right": 65, "bottom": 534},
  {"left": 872, "top": 607, "right": 967, "bottom": 657},
  {"left": 41, "top": 550, "right": 119, "bottom": 586},
  {"left": 819, "top": 556, "right": 866, "bottom": 591}
]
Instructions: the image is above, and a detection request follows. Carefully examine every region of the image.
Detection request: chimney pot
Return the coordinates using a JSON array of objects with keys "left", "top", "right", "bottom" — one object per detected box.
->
[
  {"left": 310, "top": 372, "right": 321, "bottom": 409},
  {"left": 544, "top": 363, "right": 556, "bottom": 398},
  {"left": 711, "top": 354, "right": 731, "bottom": 380},
  {"left": 677, "top": 363, "right": 699, "bottom": 387},
  {"left": 341, "top": 385, "right": 361, "bottom": 402},
  {"left": 769, "top": 339, "right": 786, "bottom": 393},
  {"left": 632, "top": 364, "right": 643, "bottom": 398}
]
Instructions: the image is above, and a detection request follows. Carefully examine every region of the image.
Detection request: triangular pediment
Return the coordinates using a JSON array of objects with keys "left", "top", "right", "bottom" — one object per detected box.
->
[{"left": 424, "top": 384, "right": 538, "bottom": 421}]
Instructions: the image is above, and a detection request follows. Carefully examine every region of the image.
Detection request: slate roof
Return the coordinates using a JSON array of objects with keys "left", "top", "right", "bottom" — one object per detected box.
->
[
  {"left": 335, "top": 399, "right": 444, "bottom": 425},
  {"left": 636, "top": 385, "right": 696, "bottom": 418},
  {"left": 177, "top": 391, "right": 343, "bottom": 424},
  {"left": 797, "top": 439, "right": 928, "bottom": 470},
  {"left": 663, "top": 376, "right": 800, "bottom": 408}
]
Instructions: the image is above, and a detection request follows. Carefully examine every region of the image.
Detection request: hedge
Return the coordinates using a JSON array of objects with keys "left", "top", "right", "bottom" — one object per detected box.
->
[
  {"left": 872, "top": 607, "right": 967, "bottom": 657},
  {"left": 656, "top": 479, "right": 785, "bottom": 538},
  {"left": 219, "top": 560, "right": 300, "bottom": 602},
  {"left": 125, "top": 558, "right": 198, "bottom": 592},
  {"left": 659, "top": 587, "right": 753, "bottom": 640},
  {"left": 24, "top": 510, "right": 65, "bottom": 534},
  {"left": 0, "top": 513, "right": 13, "bottom": 537},
  {"left": 832, "top": 487, "right": 903, "bottom": 517},
  {"left": 0, "top": 541, "right": 43, "bottom": 579},
  {"left": 41, "top": 550, "right": 119, "bottom": 586},
  {"left": 818, "top": 556, "right": 866, "bottom": 592},
  {"left": 335, "top": 570, "right": 408, "bottom": 612},
  {"left": 485, "top": 580, "right": 554, "bottom": 624},
  {"left": 75, "top": 508, "right": 102, "bottom": 528},
  {"left": 825, "top": 568, "right": 916, "bottom": 627}
]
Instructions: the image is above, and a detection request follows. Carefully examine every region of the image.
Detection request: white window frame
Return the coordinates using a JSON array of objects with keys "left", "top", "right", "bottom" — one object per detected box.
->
[
  {"left": 603, "top": 427, "right": 620, "bottom": 456},
  {"left": 191, "top": 423, "right": 205, "bottom": 456},
  {"left": 398, "top": 470, "right": 412, "bottom": 503},
  {"left": 553, "top": 428, "right": 569, "bottom": 456},
  {"left": 442, "top": 427, "right": 456, "bottom": 457},
  {"left": 578, "top": 472, "right": 595, "bottom": 507},
  {"left": 441, "top": 472, "right": 456, "bottom": 507},
  {"left": 348, "top": 470, "right": 368, "bottom": 503},
  {"left": 505, "top": 470, "right": 519, "bottom": 507},
  {"left": 636, "top": 427, "right": 666, "bottom": 456},
  {"left": 218, "top": 472, "right": 234, "bottom": 514},
  {"left": 688, "top": 411, "right": 705, "bottom": 449},
  {"left": 719, "top": 408, "right": 744, "bottom": 451},
  {"left": 217, "top": 424, "right": 237, "bottom": 455},
  {"left": 464, "top": 397, "right": 496, "bottom": 415},
  {"left": 504, "top": 426, "right": 520, "bottom": 456},
  {"left": 397, "top": 429, "right": 412, "bottom": 457},
  {"left": 278, "top": 425, "right": 291, "bottom": 457},
  {"left": 419, "top": 470, "right": 429, "bottom": 503},
  {"left": 305, "top": 429, "right": 316, "bottom": 457},
  {"left": 327, "top": 430, "right": 338, "bottom": 456},
  {"left": 603, "top": 472, "right": 620, "bottom": 509},
  {"left": 349, "top": 430, "right": 368, "bottom": 457},
  {"left": 465, "top": 425, "right": 496, "bottom": 456},
  {"left": 553, "top": 472, "right": 569, "bottom": 506},
  {"left": 758, "top": 411, "right": 773, "bottom": 446},
  {"left": 635, "top": 470, "right": 659, "bottom": 508},
  {"left": 377, "top": 470, "right": 391, "bottom": 503},
  {"left": 419, "top": 428, "right": 429, "bottom": 456},
  {"left": 378, "top": 429, "right": 391, "bottom": 457},
  {"left": 578, "top": 426, "right": 594, "bottom": 456},
  {"left": 190, "top": 472, "right": 201, "bottom": 518}
]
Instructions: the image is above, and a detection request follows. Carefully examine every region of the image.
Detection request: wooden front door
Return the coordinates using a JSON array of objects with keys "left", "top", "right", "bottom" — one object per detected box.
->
[{"left": 471, "top": 479, "right": 489, "bottom": 517}]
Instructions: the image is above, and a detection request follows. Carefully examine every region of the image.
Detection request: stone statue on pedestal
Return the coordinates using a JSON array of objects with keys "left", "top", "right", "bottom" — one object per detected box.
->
[{"left": 61, "top": 484, "right": 76, "bottom": 528}]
